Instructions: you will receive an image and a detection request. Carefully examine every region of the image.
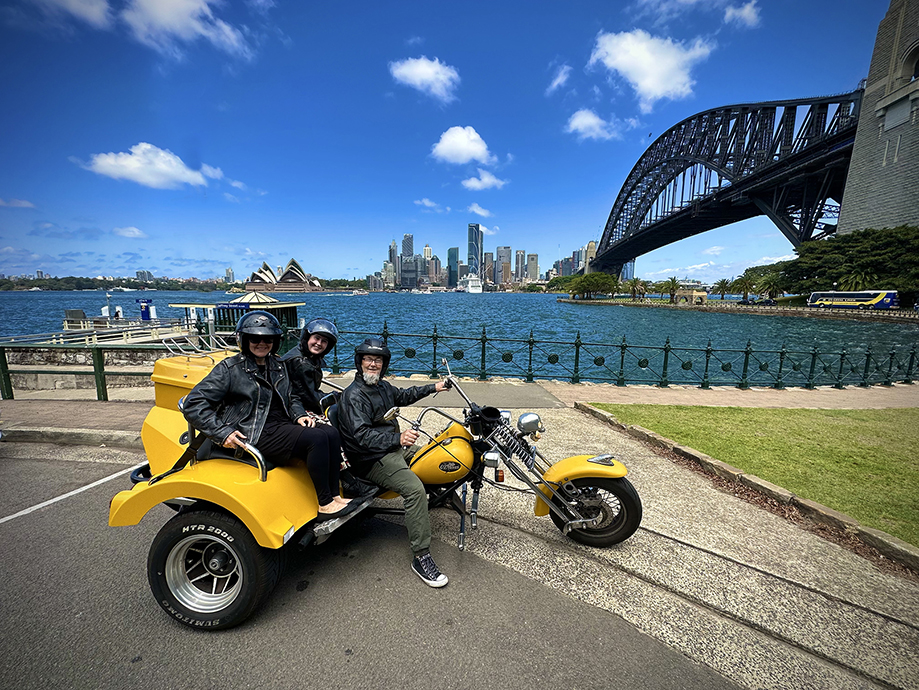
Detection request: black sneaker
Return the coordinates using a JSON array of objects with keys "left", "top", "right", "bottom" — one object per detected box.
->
[{"left": 411, "top": 553, "right": 448, "bottom": 588}]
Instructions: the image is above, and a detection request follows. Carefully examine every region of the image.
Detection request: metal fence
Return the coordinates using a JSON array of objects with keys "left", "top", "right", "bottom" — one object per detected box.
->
[{"left": 0, "top": 326, "right": 915, "bottom": 402}]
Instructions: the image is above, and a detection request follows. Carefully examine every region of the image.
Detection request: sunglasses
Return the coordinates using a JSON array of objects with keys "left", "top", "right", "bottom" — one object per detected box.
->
[{"left": 249, "top": 336, "right": 275, "bottom": 344}]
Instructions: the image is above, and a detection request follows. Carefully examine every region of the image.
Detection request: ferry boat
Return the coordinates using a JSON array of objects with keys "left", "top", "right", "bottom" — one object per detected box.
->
[{"left": 458, "top": 275, "right": 483, "bottom": 294}]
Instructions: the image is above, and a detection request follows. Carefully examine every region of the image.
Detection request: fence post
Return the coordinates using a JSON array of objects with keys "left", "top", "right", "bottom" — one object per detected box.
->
[
  {"left": 701, "top": 340, "right": 712, "bottom": 389},
  {"left": 526, "top": 331, "right": 535, "bottom": 382},
  {"left": 859, "top": 347, "right": 872, "bottom": 388},
  {"left": 0, "top": 347, "right": 13, "bottom": 400},
  {"left": 884, "top": 348, "right": 896, "bottom": 386},
  {"left": 331, "top": 320, "right": 340, "bottom": 374},
  {"left": 834, "top": 348, "right": 848, "bottom": 389},
  {"left": 572, "top": 332, "right": 581, "bottom": 383},
  {"left": 92, "top": 347, "right": 108, "bottom": 401},
  {"left": 774, "top": 342, "right": 787, "bottom": 390},
  {"left": 617, "top": 337, "right": 627, "bottom": 387},
  {"left": 659, "top": 337, "right": 670, "bottom": 387},
  {"left": 805, "top": 343, "right": 819, "bottom": 389},
  {"left": 479, "top": 326, "right": 487, "bottom": 381},
  {"left": 739, "top": 340, "right": 752, "bottom": 389},
  {"left": 382, "top": 321, "right": 390, "bottom": 347},
  {"left": 905, "top": 345, "right": 916, "bottom": 384}
]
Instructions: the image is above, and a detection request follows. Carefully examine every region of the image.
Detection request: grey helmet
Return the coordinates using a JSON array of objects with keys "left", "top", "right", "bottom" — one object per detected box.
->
[
  {"left": 235, "top": 310, "right": 283, "bottom": 355},
  {"left": 300, "top": 318, "right": 338, "bottom": 358},
  {"left": 354, "top": 337, "right": 391, "bottom": 377}
]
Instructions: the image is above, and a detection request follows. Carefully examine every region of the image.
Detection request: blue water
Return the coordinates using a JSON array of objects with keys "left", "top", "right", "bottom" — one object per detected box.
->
[{"left": 1, "top": 289, "right": 918, "bottom": 355}]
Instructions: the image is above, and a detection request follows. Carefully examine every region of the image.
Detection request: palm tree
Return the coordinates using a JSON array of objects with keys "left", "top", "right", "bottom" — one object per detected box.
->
[
  {"left": 713, "top": 278, "right": 732, "bottom": 300},
  {"left": 839, "top": 270, "right": 878, "bottom": 291},
  {"left": 660, "top": 276, "right": 681, "bottom": 304},
  {"left": 638, "top": 280, "right": 652, "bottom": 300},
  {"left": 731, "top": 276, "right": 756, "bottom": 301},
  {"left": 756, "top": 273, "right": 783, "bottom": 299},
  {"left": 626, "top": 277, "right": 642, "bottom": 301}
]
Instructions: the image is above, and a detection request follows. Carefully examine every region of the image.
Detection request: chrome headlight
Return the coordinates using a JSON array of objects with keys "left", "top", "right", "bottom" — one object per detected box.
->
[{"left": 517, "top": 412, "right": 545, "bottom": 434}]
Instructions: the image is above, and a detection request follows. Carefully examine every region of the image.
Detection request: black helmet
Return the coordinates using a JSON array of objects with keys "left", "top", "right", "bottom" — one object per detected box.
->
[
  {"left": 354, "top": 337, "right": 391, "bottom": 377},
  {"left": 300, "top": 318, "right": 338, "bottom": 357},
  {"left": 236, "top": 310, "right": 283, "bottom": 355}
]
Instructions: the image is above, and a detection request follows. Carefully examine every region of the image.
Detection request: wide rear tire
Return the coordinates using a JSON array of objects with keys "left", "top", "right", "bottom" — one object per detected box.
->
[
  {"left": 550, "top": 477, "right": 642, "bottom": 547},
  {"left": 148, "top": 509, "right": 281, "bottom": 630}
]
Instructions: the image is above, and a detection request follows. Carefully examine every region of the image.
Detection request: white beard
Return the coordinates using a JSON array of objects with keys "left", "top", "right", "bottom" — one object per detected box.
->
[{"left": 363, "top": 371, "right": 381, "bottom": 385}]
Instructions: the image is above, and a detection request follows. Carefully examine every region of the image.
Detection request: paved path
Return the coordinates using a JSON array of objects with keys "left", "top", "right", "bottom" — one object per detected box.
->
[{"left": 1, "top": 378, "right": 918, "bottom": 689}]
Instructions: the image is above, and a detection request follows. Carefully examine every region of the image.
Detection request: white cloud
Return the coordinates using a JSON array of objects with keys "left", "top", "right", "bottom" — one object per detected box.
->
[
  {"left": 461, "top": 169, "right": 507, "bottom": 191},
  {"left": 229, "top": 179, "right": 247, "bottom": 190},
  {"left": 589, "top": 29, "right": 714, "bottom": 113},
  {"left": 565, "top": 109, "right": 620, "bottom": 141},
  {"left": 482, "top": 225, "right": 497, "bottom": 235},
  {"left": 545, "top": 64, "right": 572, "bottom": 96},
  {"left": 431, "top": 126, "right": 496, "bottom": 165},
  {"left": 702, "top": 245, "right": 725, "bottom": 256},
  {"left": 200, "top": 164, "right": 223, "bottom": 179},
  {"left": 389, "top": 56, "right": 460, "bottom": 103},
  {"left": 0, "top": 198, "right": 36, "bottom": 208},
  {"left": 80, "top": 142, "right": 210, "bottom": 189},
  {"left": 725, "top": 1, "right": 761, "bottom": 28},
  {"left": 467, "top": 203, "right": 492, "bottom": 218},
  {"left": 756, "top": 254, "right": 795, "bottom": 264},
  {"left": 121, "top": 0, "right": 253, "bottom": 60},
  {"left": 223, "top": 193, "right": 240, "bottom": 203},
  {"left": 33, "top": 0, "right": 113, "bottom": 29},
  {"left": 113, "top": 226, "right": 147, "bottom": 238},
  {"left": 414, "top": 198, "right": 439, "bottom": 208}
]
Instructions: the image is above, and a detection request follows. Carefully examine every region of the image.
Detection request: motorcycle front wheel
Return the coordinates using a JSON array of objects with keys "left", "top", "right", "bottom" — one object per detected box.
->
[
  {"left": 550, "top": 477, "right": 642, "bottom": 547},
  {"left": 147, "top": 509, "right": 282, "bottom": 630}
]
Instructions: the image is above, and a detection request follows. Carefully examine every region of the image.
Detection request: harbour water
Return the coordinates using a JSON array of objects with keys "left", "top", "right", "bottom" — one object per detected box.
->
[{"left": 1, "top": 289, "right": 918, "bottom": 355}]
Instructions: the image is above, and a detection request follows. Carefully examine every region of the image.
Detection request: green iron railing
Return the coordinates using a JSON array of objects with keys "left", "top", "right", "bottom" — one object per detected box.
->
[{"left": 0, "top": 325, "right": 915, "bottom": 401}]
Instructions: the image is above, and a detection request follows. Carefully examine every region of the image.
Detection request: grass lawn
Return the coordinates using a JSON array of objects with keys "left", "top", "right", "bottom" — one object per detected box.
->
[{"left": 592, "top": 404, "right": 919, "bottom": 548}]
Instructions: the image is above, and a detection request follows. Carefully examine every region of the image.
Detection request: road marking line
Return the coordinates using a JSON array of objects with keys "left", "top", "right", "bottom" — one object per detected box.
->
[{"left": 0, "top": 461, "right": 146, "bottom": 524}]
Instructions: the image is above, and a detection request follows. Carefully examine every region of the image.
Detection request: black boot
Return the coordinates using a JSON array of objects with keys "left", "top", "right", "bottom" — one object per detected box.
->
[{"left": 340, "top": 469, "right": 378, "bottom": 500}]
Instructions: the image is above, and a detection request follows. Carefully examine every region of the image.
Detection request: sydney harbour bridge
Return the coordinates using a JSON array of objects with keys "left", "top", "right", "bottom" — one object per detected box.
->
[{"left": 590, "top": 89, "right": 864, "bottom": 276}]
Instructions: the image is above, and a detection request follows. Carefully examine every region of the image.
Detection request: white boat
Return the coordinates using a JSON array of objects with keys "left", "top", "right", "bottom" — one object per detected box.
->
[
  {"left": 458, "top": 275, "right": 483, "bottom": 294},
  {"left": 351, "top": 289, "right": 369, "bottom": 296}
]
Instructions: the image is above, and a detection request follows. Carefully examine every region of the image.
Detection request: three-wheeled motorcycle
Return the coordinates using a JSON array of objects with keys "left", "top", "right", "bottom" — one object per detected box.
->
[{"left": 110, "top": 351, "right": 642, "bottom": 629}]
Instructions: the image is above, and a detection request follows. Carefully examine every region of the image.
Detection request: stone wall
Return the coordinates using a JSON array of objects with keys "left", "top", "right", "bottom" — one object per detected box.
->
[{"left": 839, "top": 0, "right": 919, "bottom": 233}]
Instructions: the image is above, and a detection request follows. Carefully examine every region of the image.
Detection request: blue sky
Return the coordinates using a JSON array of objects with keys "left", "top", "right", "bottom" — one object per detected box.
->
[{"left": 0, "top": 0, "right": 888, "bottom": 284}]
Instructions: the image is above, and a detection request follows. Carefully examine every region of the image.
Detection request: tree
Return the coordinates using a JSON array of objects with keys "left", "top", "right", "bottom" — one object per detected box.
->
[
  {"left": 659, "top": 276, "right": 681, "bottom": 304},
  {"left": 713, "top": 278, "right": 732, "bottom": 300},
  {"left": 625, "top": 277, "right": 642, "bottom": 301},
  {"left": 839, "top": 270, "right": 879, "bottom": 292},
  {"left": 731, "top": 276, "right": 756, "bottom": 300},
  {"left": 546, "top": 275, "right": 578, "bottom": 292},
  {"left": 569, "top": 272, "right": 618, "bottom": 299},
  {"left": 756, "top": 273, "right": 784, "bottom": 299}
]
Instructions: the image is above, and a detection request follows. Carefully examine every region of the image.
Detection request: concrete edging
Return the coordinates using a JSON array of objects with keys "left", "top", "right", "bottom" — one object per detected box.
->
[
  {"left": 574, "top": 401, "right": 919, "bottom": 573},
  {"left": 0, "top": 426, "right": 143, "bottom": 450}
]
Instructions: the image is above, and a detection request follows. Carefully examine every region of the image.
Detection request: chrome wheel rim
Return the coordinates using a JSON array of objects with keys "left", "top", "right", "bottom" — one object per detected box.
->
[
  {"left": 165, "top": 535, "right": 243, "bottom": 613},
  {"left": 577, "top": 487, "right": 623, "bottom": 531}
]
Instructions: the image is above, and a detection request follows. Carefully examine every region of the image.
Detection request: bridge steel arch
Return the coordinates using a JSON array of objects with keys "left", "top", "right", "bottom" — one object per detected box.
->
[{"left": 592, "top": 90, "right": 863, "bottom": 276}]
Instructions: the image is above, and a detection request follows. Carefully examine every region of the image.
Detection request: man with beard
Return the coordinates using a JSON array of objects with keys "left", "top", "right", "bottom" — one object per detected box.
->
[{"left": 338, "top": 338, "right": 451, "bottom": 587}]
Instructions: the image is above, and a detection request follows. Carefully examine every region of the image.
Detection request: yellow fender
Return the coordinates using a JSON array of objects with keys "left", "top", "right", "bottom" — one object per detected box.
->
[
  {"left": 109, "top": 460, "right": 319, "bottom": 549},
  {"left": 533, "top": 454, "right": 629, "bottom": 516}
]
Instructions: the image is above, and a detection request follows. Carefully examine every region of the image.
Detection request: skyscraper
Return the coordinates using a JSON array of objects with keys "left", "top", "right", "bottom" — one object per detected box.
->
[
  {"left": 389, "top": 240, "right": 400, "bottom": 286},
  {"left": 225, "top": 267, "right": 235, "bottom": 283},
  {"left": 402, "top": 234, "right": 414, "bottom": 257},
  {"left": 515, "top": 250, "right": 526, "bottom": 282},
  {"left": 483, "top": 252, "right": 494, "bottom": 285},
  {"left": 467, "top": 223, "right": 483, "bottom": 278},
  {"left": 526, "top": 254, "right": 538, "bottom": 280},
  {"left": 495, "top": 246, "right": 511, "bottom": 284},
  {"left": 447, "top": 247, "right": 459, "bottom": 288},
  {"left": 423, "top": 244, "right": 432, "bottom": 260}
]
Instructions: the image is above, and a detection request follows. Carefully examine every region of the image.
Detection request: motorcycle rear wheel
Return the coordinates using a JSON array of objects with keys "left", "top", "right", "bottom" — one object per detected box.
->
[{"left": 550, "top": 477, "right": 642, "bottom": 547}]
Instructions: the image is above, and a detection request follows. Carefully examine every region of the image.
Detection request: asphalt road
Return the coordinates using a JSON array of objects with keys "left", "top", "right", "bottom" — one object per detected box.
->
[{"left": 0, "top": 442, "right": 737, "bottom": 690}]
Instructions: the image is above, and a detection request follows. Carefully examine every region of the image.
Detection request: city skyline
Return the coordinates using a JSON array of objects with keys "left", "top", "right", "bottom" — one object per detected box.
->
[{"left": 0, "top": 1, "right": 887, "bottom": 284}]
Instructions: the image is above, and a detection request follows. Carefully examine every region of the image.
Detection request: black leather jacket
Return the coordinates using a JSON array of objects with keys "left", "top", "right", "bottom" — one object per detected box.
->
[
  {"left": 183, "top": 353, "right": 306, "bottom": 448},
  {"left": 280, "top": 345, "right": 325, "bottom": 415},
  {"left": 338, "top": 374, "right": 437, "bottom": 474}
]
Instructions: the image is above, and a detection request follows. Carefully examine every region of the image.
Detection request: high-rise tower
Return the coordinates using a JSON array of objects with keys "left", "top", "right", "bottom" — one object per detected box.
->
[{"left": 467, "top": 224, "right": 483, "bottom": 278}]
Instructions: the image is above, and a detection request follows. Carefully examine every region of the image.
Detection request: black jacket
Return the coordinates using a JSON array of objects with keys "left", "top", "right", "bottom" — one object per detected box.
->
[
  {"left": 280, "top": 345, "right": 325, "bottom": 415},
  {"left": 183, "top": 353, "right": 306, "bottom": 449},
  {"left": 338, "top": 375, "right": 437, "bottom": 474}
]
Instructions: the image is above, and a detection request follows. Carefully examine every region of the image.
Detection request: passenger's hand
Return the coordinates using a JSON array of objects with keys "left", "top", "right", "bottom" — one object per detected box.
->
[
  {"left": 297, "top": 415, "right": 316, "bottom": 427},
  {"left": 400, "top": 429, "right": 419, "bottom": 447},
  {"left": 223, "top": 430, "right": 247, "bottom": 449}
]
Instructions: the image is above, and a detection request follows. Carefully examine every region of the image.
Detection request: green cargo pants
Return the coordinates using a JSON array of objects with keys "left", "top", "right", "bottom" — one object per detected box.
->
[{"left": 365, "top": 446, "right": 430, "bottom": 556}]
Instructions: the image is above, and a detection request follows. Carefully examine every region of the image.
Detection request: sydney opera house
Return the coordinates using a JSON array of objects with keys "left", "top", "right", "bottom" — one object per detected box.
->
[{"left": 244, "top": 259, "right": 323, "bottom": 292}]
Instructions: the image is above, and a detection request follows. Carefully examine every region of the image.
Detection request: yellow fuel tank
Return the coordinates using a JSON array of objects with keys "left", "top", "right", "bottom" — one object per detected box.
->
[{"left": 408, "top": 422, "right": 474, "bottom": 485}]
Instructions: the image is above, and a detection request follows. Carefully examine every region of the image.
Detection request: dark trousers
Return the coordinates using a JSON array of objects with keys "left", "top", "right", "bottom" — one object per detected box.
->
[{"left": 365, "top": 447, "right": 431, "bottom": 556}]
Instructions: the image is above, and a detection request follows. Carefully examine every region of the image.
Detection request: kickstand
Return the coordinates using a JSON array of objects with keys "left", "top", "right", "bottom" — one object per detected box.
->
[{"left": 457, "top": 483, "right": 467, "bottom": 551}]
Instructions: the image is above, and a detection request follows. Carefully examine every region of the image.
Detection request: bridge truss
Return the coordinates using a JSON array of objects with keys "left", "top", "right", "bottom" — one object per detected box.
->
[{"left": 593, "top": 90, "right": 863, "bottom": 275}]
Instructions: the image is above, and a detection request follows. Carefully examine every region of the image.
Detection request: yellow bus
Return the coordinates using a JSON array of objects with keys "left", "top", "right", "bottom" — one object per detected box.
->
[{"left": 807, "top": 290, "right": 899, "bottom": 310}]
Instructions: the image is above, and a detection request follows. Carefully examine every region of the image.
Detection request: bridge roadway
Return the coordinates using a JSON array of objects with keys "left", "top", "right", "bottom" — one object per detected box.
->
[{"left": 1, "top": 378, "right": 918, "bottom": 690}]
